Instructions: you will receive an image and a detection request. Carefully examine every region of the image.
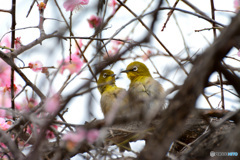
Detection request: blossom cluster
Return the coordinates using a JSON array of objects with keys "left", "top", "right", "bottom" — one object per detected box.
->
[
  {"left": 58, "top": 39, "right": 84, "bottom": 75},
  {"left": 63, "top": 128, "right": 99, "bottom": 151}
]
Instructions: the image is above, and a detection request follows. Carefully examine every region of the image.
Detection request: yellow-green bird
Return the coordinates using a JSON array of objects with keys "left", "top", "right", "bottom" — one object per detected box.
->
[
  {"left": 97, "top": 70, "right": 129, "bottom": 117},
  {"left": 121, "top": 61, "right": 165, "bottom": 120},
  {"left": 97, "top": 69, "right": 131, "bottom": 152}
]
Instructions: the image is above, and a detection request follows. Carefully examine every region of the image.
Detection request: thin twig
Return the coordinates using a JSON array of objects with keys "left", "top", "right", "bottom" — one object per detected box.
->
[{"left": 161, "top": 0, "right": 179, "bottom": 31}]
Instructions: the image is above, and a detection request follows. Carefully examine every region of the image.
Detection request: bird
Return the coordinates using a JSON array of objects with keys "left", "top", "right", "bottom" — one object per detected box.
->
[
  {"left": 97, "top": 69, "right": 131, "bottom": 152},
  {"left": 121, "top": 61, "right": 165, "bottom": 121},
  {"left": 97, "top": 69, "right": 129, "bottom": 116}
]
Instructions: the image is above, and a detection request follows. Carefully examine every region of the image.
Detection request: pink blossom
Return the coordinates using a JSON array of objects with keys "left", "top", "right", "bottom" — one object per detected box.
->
[
  {"left": 0, "top": 60, "right": 11, "bottom": 87},
  {"left": 63, "top": 128, "right": 86, "bottom": 143},
  {"left": 103, "top": 50, "right": 116, "bottom": 60},
  {"left": 0, "top": 91, "right": 11, "bottom": 117},
  {"left": 46, "top": 125, "right": 58, "bottom": 139},
  {"left": 17, "top": 98, "right": 38, "bottom": 111},
  {"left": 63, "top": 128, "right": 87, "bottom": 151},
  {"left": 27, "top": 98, "right": 38, "bottom": 109},
  {"left": 29, "top": 61, "right": 43, "bottom": 72},
  {"left": 86, "top": 129, "right": 99, "bottom": 143},
  {"left": 1, "top": 155, "right": 8, "bottom": 160},
  {"left": 0, "top": 143, "right": 6, "bottom": 149},
  {"left": 103, "top": 40, "right": 122, "bottom": 59},
  {"left": 87, "top": 15, "right": 102, "bottom": 28},
  {"left": 26, "top": 124, "right": 58, "bottom": 139},
  {"left": 112, "top": 40, "right": 122, "bottom": 46},
  {"left": 108, "top": 0, "right": 118, "bottom": 14},
  {"left": 58, "top": 54, "right": 83, "bottom": 75},
  {"left": 142, "top": 50, "right": 152, "bottom": 61},
  {"left": 44, "top": 94, "right": 60, "bottom": 114},
  {"left": 0, "top": 36, "right": 11, "bottom": 53},
  {"left": 74, "top": 39, "right": 83, "bottom": 55},
  {"left": 14, "top": 103, "right": 27, "bottom": 116},
  {"left": 14, "top": 37, "right": 22, "bottom": 49},
  {"left": 0, "top": 118, "right": 10, "bottom": 131},
  {"left": 77, "top": 39, "right": 83, "bottom": 48},
  {"left": 26, "top": 124, "right": 34, "bottom": 135},
  {"left": 111, "top": 40, "right": 122, "bottom": 53},
  {"left": 0, "top": 36, "right": 21, "bottom": 50},
  {"left": 234, "top": 0, "right": 240, "bottom": 12},
  {"left": 63, "top": 0, "right": 89, "bottom": 11},
  {"left": 3, "top": 84, "right": 21, "bottom": 94},
  {"left": 15, "top": 103, "right": 22, "bottom": 111}
]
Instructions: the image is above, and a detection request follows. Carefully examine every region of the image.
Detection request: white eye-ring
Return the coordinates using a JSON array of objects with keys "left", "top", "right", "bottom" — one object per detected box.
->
[
  {"left": 103, "top": 73, "right": 107, "bottom": 78},
  {"left": 132, "top": 66, "right": 138, "bottom": 71}
]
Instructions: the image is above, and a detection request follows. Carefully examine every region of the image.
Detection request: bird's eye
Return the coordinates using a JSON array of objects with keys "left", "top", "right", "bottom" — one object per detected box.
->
[
  {"left": 132, "top": 66, "right": 138, "bottom": 71},
  {"left": 103, "top": 73, "right": 108, "bottom": 78}
]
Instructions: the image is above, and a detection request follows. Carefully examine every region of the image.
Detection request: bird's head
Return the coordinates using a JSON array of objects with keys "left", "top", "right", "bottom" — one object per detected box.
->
[
  {"left": 97, "top": 70, "right": 116, "bottom": 93},
  {"left": 121, "top": 61, "right": 152, "bottom": 81}
]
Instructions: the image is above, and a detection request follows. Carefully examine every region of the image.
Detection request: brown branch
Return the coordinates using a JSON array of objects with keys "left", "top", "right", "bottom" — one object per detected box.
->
[
  {"left": 26, "top": 0, "right": 37, "bottom": 17},
  {"left": 218, "top": 72, "right": 225, "bottom": 110},
  {"left": 10, "top": 32, "right": 58, "bottom": 57},
  {"left": 158, "top": 7, "right": 224, "bottom": 27},
  {"left": 42, "top": 109, "right": 236, "bottom": 159},
  {"left": 117, "top": 0, "right": 188, "bottom": 75},
  {"left": 181, "top": 0, "right": 210, "bottom": 18},
  {"left": 210, "top": 0, "right": 217, "bottom": 38},
  {"left": 10, "top": 0, "right": 17, "bottom": 118},
  {"left": 0, "top": 129, "right": 25, "bottom": 160},
  {"left": 0, "top": 9, "right": 11, "bottom": 13},
  {"left": 138, "top": 11, "right": 240, "bottom": 160},
  {"left": 218, "top": 63, "right": 240, "bottom": 96},
  {"left": 161, "top": 0, "right": 179, "bottom": 31},
  {"left": 178, "top": 110, "right": 239, "bottom": 159}
]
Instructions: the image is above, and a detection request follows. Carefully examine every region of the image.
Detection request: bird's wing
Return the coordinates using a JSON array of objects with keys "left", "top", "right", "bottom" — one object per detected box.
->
[
  {"left": 101, "top": 88, "right": 129, "bottom": 116},
  {"left": 100, "top": 92, "right": 115, "bottom": 116},
  {"left": 129, "top": 81, "right": 150, "bottom": 100},
  {"left": 144, "top": 77, "right": 164, "bottom": 98}
]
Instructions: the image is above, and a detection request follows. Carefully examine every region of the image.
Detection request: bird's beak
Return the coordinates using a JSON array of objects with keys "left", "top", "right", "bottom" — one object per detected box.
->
[
  {"left": 110, "top": 74, "right": 116, "bottom": 77},
  {"left": 121, "top": 70, "right": 129, "bottom": 73}
]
